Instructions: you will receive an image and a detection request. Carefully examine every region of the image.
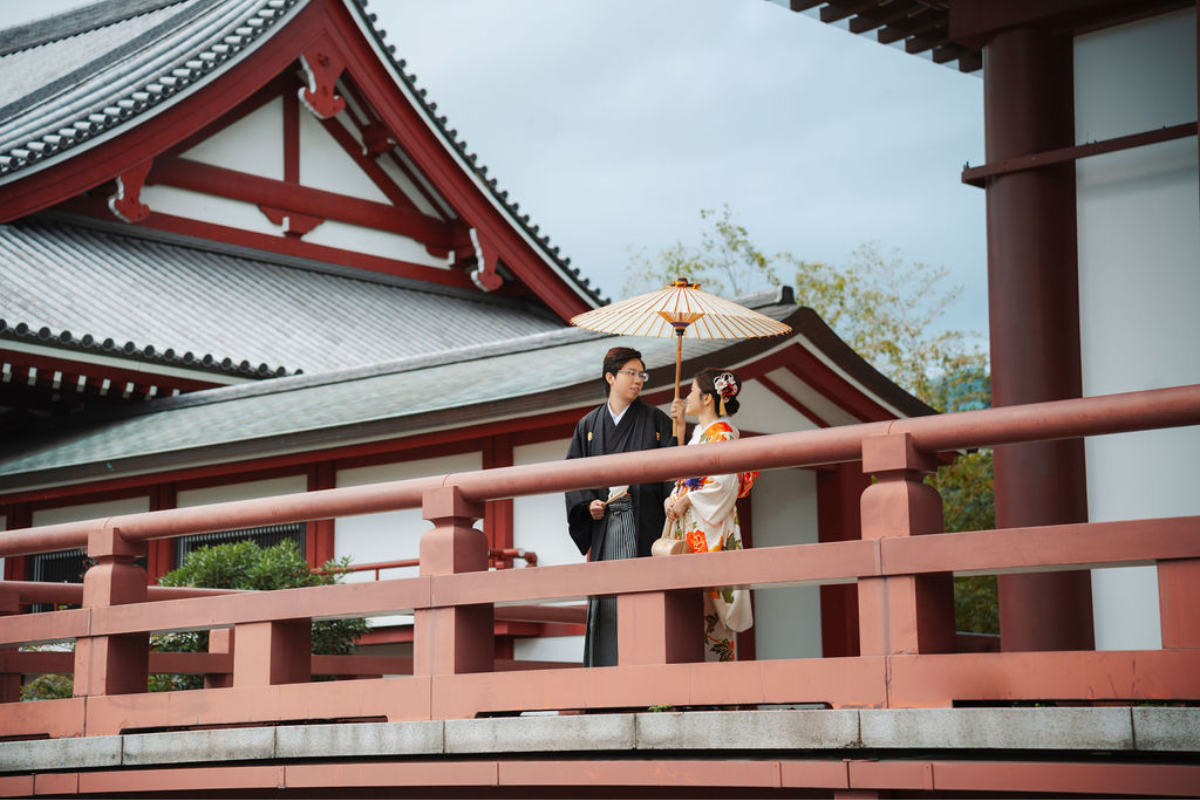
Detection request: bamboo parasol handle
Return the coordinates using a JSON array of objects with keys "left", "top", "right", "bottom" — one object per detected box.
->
[{"left": 673, "top": 327, "right": 684, "bottom": 445}]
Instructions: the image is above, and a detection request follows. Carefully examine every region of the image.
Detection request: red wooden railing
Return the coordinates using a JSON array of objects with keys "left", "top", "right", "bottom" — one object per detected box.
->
[{"left": 0, "top": 384, "right": 1198, "bottom": 739}]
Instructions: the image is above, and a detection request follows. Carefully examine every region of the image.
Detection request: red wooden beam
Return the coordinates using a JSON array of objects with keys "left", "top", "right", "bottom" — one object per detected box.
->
[{"left": 149, "top": 156, "right": 453, "bottom": 247}]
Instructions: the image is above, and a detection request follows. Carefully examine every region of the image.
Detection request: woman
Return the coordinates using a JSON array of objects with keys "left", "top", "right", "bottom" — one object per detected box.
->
[
  {"left": 565, "top": 346, "right": 675, "bottom": 666},
  {"left": 665, "top": 368, "right": 755, "bottom": 662}
]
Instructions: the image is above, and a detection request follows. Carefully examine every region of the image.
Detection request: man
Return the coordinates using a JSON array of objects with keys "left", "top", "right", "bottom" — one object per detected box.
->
[{"left": 565, "top": 346, "right": 675, "bottom": 666}]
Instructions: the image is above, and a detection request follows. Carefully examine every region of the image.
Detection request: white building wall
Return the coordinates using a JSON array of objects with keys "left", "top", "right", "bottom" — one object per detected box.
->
[
  {"left": 512, "top": 438, "right": 583, "bottom": 664},
  {"left": 175, "top": 475, "right": 306, "bottom": 509},
  {"left": 335, "top": 453, "right": 482, "bottom": 583},
  {"left": 749, "top": 468, "right": 822, "bottom": 659},
  {"left": 1074, "top": 8, "right": 1200, "bottom": 650},
  {"left": 31, "top": 496, "right": 150, "bottom": 527}
]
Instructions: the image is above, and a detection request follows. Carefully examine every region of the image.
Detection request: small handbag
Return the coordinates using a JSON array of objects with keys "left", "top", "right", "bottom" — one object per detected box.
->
[{"left": 651, "top": 519, "right": 688, "bottom": 556}]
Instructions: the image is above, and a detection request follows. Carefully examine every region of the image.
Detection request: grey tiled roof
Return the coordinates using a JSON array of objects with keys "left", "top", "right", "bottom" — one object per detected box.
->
[
  {"left": 0, "top": 0, "right": 606, "bottom": 305},
  {"left": 0, "top": 0, "right": 303, "bottom": 178},
  {"left": 0, "top": 218, "right": 565, "bottom": 377},
  {"left": 0, "top": 294, "right": 822, "bottom": 489}
]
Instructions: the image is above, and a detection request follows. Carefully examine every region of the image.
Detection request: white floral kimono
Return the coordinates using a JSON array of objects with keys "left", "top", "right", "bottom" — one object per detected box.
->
[{"left": 664, "top": 418, "right": 756, "bottom": 661}]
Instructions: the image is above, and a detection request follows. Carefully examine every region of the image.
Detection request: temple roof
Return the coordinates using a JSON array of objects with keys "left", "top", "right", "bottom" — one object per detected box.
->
[
  {"left": 0, "top": 217, "right": 564, "bottom": 379},
  {"left": 0, "top": 287, "right": 935, "bottom": 492},
  {"left": 0, "top": 0, "right": 603, "bottom": 306}
]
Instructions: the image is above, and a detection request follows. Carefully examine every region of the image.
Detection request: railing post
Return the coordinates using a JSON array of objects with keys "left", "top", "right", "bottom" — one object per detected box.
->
[
  {"left": 858, "top": 433, "right": 955, "bottom": 657},
  {"left": 232, "top": 620, "right": 311, "bottom": 686},
  {"left": 618, "top": 590, "right": 704, "bottom": 665},
  {"left": 206, "top": 628, "right": 234, "bottom": 689},
  {"left": 1158, "top": 559, "right": 1200, "bottom": 649},
  {"left": 416, "top": 486, "right": 492, "bottom": 675},
  {"left": 73, "top": 525, "right": 149, "bottom": 696},
  {"left": 0, "top": 588, "right": 20, "bottom": 702}
]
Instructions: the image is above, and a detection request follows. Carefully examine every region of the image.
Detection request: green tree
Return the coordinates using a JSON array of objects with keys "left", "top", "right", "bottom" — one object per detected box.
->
[
  {"left": 152, "top": 539, "right": 369, "bottom": 690},
  {"left": 623, "top": 206, "right": 998, "bottom": 633},
  {"left": 21, "top": 539, "right": 368, "bottom": 699},
  {"left": 623, "top": 205, "right": 780, "bottom": 298}
]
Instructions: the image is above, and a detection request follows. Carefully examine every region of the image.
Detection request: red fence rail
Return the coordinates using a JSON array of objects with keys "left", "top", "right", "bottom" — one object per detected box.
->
[{"left": 0, "top": 383, "right": 1197, "bottom": 740}]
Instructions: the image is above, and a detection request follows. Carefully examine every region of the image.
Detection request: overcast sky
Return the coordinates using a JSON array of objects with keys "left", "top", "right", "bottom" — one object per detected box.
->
[{"left": 3, "top": 0, "right": 988, "bottom": 340}]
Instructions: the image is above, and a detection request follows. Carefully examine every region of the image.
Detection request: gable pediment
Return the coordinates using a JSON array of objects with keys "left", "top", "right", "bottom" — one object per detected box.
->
[{"left": 0, "top": 0, "right": 602, "bottom": 318}]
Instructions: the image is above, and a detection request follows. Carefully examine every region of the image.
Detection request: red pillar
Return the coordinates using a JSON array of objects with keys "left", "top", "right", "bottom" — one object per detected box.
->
[
  {"left": 819, "top": 464, "right": 869, "bottom": 657},
  {"left": 983, "top": 27, "right": 1094, "bottom": 652}
]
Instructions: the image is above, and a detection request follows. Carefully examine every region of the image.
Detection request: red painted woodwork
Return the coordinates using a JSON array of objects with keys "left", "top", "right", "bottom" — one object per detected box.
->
[
  {"left": 149, "top": 156, "right": 453, "bottom": 246},
  {"left": 319, "top": 112, "right": 426, "bottom": 214},
  {"left": 282, "top": 84, "right": 299, "bottom": 184},
  {"left": 483, "top": 434, "right": 515, "bottom": 559},
  {"left": 983, "top": 26, "right": 1093, "bottom": 653},
  {"left": 257, "top": 204, "right": 323, "bottom": 236},
  {"left": 106, "top": 159, "right": 153, "bottom": 223},
  {"left": 56, "top": 197, "right": 478, "bottom": 291},
  {"left": 0, "top": 0, "right": 593, "bottom": 319},
  {"left": 298, "top": 42, "right": 346, "bottom": 119},
  {"left": 306, "top": 462, "right": 335, "bottom": 568},
  {"left": 819, "top": 463, "right": 868, "bottom": 657},
  {"left": 757, "top": 371, "right": 830, "bottom": 427}
]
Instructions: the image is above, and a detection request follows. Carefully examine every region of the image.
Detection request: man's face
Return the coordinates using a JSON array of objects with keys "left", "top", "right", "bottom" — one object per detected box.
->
[{"left": 606, "top": 359, "right": 646, "bottom": 404}]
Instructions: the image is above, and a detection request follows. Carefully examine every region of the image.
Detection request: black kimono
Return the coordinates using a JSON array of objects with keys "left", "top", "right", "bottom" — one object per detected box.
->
[{"left": 565, "top": 399, "right": 675, "bottom": 666}]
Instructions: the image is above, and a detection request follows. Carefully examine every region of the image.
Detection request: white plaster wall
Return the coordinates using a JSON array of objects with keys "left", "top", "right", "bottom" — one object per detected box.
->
[
  {"left": 176, "top": 475, "right": 307, "bottom": 509},
  {"left": 180, "top": 97, "right": 283, "bottom": 180},
  {"left": 1075, "top": 7, "right": 1200, "bottom": 651},
  {"left": 513, "top": 438, "right": 583, "bottom": 569},
  {"left": 514, "top": 634, "right": 582, "bottom": 664},
  {"left": 726, "top": 380, "right": 821, "bottom": 435},
  {"left": 301, "top": 218, "right": 450, "bottom": 267},
  {"left": 378, "top": 154, "right": 443, "bottom": 218},
  {"left": 749, "top": 467, "right": 822, "bottom": 659},
  {"left": 31, "top": 496, "right": 150, "bottom": 527},
  {"left": 299, "top": 110, "right": 391, "bottom": 203},
  {"left": 512, "top": 438, "right": 587, "bottom": 662},
  {"left": 140, "top": 185, "right": 283, "bottom": 237},
  {"left": 335, "top": 453, "right": 483, "bottom": 583}
]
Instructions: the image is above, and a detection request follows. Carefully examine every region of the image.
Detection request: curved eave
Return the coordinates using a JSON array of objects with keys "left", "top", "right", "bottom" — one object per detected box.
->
[
  {"left": 0, "top": 296, "right": 934, "bottom": 496},
  {"left": 0, "top": 0, "right": 308, "bottom": 186},
  {"left": 0, "top": 319, "right": 294, "bottom": 380}
]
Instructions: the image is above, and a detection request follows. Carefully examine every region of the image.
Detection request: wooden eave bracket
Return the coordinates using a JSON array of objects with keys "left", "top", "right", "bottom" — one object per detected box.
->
[
  {"left": 258, "top": 205, "right": 324, "bottom": 237},
  {"left": 361, "top": 122, "right": 397, "bottom": 157},
  {"left": 298, "top": 46, "right": 346, "bottom": 119},
  {"left": 466, "top": 227, "right": 503, "bottom": 292},
  {"left": 107, "top": 159, "right": 154, "bottom": 223}
]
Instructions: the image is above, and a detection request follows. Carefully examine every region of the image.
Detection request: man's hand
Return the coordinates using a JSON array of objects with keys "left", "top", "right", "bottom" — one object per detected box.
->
[{"left": 589, "top": 499, "right": 606, "bottom": 520}]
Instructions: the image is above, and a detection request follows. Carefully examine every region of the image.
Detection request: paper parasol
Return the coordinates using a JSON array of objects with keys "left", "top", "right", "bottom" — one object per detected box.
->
[{"left": 569, "top": 278, "right": 792, "bottom": 443}]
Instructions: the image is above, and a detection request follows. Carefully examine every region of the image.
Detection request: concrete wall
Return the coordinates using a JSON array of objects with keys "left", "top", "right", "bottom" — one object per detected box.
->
[{"left": 1074, "top": 7, "right": 1200, "bottom": 650}]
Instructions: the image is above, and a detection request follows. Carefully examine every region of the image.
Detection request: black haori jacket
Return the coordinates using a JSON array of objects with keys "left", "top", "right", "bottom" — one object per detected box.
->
[{"left": 565, "top": 399, "right": 676, "bottom": 560}]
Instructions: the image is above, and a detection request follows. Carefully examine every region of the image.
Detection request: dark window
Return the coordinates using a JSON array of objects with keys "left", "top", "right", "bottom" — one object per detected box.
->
[
  {"left": 173, "top": 523, "right": 306, "bottom": 569},
  {"left": 27, "top": 548, "right": 88, "bottom": 613}
]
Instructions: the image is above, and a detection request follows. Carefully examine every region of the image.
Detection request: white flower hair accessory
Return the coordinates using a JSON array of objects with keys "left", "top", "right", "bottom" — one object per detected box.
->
[{"left": 713, "top": 372, "right": 739, "bottom": 398}]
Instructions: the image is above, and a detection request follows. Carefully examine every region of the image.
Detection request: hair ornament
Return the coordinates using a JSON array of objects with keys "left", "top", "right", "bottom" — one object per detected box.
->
[{"left": 713, "top": 372, "right": 739, "bottom": 399}]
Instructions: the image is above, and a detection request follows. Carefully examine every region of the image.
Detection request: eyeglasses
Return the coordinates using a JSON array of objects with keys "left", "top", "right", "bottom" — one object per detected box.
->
[{"left": 617, "top": 369, "right": 649, "bottom": 381}]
